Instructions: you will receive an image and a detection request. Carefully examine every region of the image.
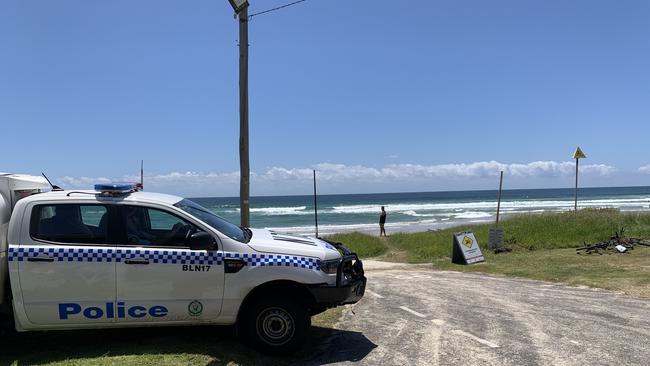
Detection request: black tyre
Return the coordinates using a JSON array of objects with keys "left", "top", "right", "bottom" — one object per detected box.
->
[{"left": 245, "top": 296, "right": 310, "bottom": 355}]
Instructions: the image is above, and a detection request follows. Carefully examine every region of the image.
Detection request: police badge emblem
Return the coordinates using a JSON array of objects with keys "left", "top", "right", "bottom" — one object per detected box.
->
[{"left": 188, "top": 300, "right": 203, "bottom": 316}]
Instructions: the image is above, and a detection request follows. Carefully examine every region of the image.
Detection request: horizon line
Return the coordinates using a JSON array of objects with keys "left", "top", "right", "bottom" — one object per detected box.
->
[{"left": 187, "top": 184, "right": 650, "bottom": 200}]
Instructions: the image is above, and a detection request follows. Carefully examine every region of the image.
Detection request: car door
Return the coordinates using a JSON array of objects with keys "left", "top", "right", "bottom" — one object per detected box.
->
[
  {"left": 13, "top": 203, "right": 117, "bottom": 327},
  {"left": 114, "top": 204, "right": 224, "bottom": 324}
]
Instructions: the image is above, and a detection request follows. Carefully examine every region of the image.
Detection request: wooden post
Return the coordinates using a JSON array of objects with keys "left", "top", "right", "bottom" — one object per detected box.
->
[
  {"left": 238, "top": 6, "right": 250, "bottom": 227},
  {"left": 496, "top": 171, "right": 504, "bottom": 226}
]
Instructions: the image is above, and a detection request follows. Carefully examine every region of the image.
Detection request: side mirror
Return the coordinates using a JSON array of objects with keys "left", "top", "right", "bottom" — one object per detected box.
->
[{"left": 187, "top": 231, "right": 217, "bottom": 251}]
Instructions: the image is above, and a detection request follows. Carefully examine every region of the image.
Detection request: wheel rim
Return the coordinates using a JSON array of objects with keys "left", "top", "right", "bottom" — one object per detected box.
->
[{"left": 256, "top": 307, "right": 295, "bottom": 346}]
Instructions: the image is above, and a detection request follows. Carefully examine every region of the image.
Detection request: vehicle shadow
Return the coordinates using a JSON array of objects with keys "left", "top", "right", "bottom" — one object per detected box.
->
[{"left": 0, "top": 324, "right": 377, "bottom": 365}]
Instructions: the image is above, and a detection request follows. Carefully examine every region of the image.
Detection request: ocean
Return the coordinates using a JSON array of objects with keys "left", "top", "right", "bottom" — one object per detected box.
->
[{"left": 191, "top": 186, "right": 650, "bottom": 236}]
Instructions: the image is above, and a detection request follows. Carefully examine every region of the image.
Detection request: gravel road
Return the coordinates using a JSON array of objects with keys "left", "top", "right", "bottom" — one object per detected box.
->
[{"left": 308, "top": 262, "right": 650, "bottom": 366}]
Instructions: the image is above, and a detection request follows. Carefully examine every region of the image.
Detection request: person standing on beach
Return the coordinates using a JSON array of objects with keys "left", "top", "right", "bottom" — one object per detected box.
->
[{"left": 379, "top": 206, "right": 387, "bottom": 237}]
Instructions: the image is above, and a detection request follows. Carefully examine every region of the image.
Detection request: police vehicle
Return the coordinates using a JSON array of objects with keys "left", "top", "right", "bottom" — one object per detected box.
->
[{"left": 0, "top": 173, "right": 365, "bottom": 354}]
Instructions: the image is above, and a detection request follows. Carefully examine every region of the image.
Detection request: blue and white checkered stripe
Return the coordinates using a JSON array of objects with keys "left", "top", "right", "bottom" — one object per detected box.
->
[
  {"left": 9, "top": 246, "right": 321, "bottom": 271},
  {"left": 232, "top": 252, "right": 320, "bottom": 270},
  {"left": 8, "top": 246, "right": 114, "bottom": 262},
  {"left": 117, "top": 249, "right": 224, "bottom": 265}
]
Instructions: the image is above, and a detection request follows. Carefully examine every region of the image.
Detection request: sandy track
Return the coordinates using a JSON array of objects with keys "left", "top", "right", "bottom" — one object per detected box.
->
[{"left": 308, "top": 266, "right": 650, "bottom": 366}]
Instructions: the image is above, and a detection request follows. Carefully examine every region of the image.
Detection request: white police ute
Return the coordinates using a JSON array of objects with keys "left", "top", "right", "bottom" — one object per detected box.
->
[{"left": 0, "top": 174, "right": 366, "bottom": 354}]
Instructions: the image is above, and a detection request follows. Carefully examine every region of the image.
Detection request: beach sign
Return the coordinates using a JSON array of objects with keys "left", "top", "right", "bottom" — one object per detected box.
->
[
  {"left": 573, "top": 147, "right": 586, "bottom": 159},
  {"left": 452, "top": 231, "right": 485, "bottom": 265},
  {"left": 573, "top": 147, "right": 587, "bottom": 211},
  {"left": 488, "top": 228, "right": 504, "bottom": 250}
]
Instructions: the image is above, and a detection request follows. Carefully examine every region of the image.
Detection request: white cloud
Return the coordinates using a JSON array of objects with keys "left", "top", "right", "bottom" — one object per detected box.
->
[
  {"left": 59, "top": 176, "right": 112, "bottom": 186},
  {"left": 56, "top": 160, "right": 616, "bottom": 196},
  {"left": 58, "top": 171, "right": 240, "bottom": 190},
  {"left": 259, "top": 161, "right": 614, "bottom": 182},
  {"left": 639, "top": 164, "right": 650, "bottom": 174}
]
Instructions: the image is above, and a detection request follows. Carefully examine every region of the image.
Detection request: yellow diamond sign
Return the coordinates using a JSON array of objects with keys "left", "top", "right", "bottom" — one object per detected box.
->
[
  {"left": 573, "top": 147, "right": 586, "bottom": 159},
  {"left": 462, "top": 236, "right": 473, "bottom": 248}
]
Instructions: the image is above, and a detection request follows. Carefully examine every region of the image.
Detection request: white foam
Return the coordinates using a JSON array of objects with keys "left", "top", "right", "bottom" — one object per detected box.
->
[
  {"left": 265, "top": 222, "right": 377, "bottom": 235},
  {"left": 232, "top": 206, "right": 310, "bottom": 215},
  {"left": 328, "top": 197, "right": 650, "bottom": 214},
  {"left": 453, "top": 211, "right": 492, "bottom": 219},
  {"left": 417, "top": 218, "right": 438, "bottom": 223},
  {"left": 403, "top": 210, "right": 438, "bottom": 217}
]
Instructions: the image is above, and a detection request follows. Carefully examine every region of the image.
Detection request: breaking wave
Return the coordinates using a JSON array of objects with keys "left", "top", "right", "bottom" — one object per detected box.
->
[
  {"left": 329, "top": 198, "right": 650, "bottom": 214},
  {"left": 233, "top": 206, "right": 310, "bottom": 215},
  {"left": 453, "top": 211, "right": 492, "bottom": 219}
]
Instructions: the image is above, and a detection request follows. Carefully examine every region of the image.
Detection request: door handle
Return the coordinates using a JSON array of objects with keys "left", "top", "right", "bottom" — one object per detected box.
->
[
  {"left": 27, "top": 256, "right": 54, "bottom": 263},
  {"left": 124, "top": 259, "right": 150, "bottom": 265}
]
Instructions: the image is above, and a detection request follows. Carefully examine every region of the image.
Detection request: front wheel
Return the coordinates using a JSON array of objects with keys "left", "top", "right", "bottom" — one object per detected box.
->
[{"left": 245, "top": 296, "right": 310, "bottom": 355}]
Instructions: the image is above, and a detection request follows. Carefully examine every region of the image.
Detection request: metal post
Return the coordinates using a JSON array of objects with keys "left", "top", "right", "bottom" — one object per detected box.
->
[
  {"left": 313, "top": 170, "right": 318, "bottom": 237},
  {"left": 140, "top": 160, "right": 144, "bottom": 190},
  {"left": 496, "top": 171, "right": 503, "bottom": 226},
  {"left": 238, "top": 7, "right": 250, "bottom": 227},
  {"left": 574, "top": 158, "right": 579, "bottom": 212}
]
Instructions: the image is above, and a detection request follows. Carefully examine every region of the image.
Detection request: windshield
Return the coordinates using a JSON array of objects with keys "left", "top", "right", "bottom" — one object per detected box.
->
[{"left": 175, "top": 199, "right": 250, "bottom": 243}]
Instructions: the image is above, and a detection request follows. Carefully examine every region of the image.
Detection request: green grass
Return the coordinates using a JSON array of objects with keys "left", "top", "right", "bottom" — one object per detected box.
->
[
  {"left": 327, "top": 231, "right": 389, "bottom": 258},
  {"left": 327, "top": 209, "right": 650, "bottom": 298},
  {"left": 434, "top": 248, "right": 650, "bottom": 298}
]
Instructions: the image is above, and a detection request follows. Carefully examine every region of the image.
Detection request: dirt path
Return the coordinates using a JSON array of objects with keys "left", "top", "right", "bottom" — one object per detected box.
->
[{"left": 311, "top": 265, "right": 650, "bottom": 365}]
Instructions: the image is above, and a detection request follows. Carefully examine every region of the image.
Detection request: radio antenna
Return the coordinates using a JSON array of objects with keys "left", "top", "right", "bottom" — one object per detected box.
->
[{"left": 41, "top": 172, "right": 63, "bottom": 191}]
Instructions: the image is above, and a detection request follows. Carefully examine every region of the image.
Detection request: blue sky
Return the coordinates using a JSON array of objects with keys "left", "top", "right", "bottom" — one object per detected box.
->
[{"left": 1, "top": 0, "right": 649, "bottom": 196}]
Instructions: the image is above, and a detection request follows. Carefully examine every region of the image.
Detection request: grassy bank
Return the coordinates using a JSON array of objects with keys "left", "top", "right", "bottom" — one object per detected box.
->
[{"left": 328, "top": 209, "right": 650, "bottom": 297}]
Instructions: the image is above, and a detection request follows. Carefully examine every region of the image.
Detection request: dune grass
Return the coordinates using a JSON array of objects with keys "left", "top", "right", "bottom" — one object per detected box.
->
[{"left": 327, "top": 231, "right": 390, "bottom": 258}]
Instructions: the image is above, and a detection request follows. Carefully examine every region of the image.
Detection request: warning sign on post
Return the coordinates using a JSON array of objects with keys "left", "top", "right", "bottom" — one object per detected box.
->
[
  {"left": 573, "top": 147, "right": 587, "bottom": 159},
  {"left": 452, "top": 231, "right": 485, "bottom": 265}
]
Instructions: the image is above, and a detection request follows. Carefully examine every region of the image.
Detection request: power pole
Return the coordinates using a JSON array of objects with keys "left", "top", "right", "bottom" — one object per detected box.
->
[{"left": 238, "top": 6, "right": 250, "bottom": 227}]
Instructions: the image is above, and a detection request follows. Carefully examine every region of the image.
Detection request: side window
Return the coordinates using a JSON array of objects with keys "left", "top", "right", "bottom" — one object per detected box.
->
[
  {"left": 149, "top": 209, "right": 185, "bottom": 230},
  {"left": 31, "top": 204, "right": 109, "bottom": 244},
  {"left": 124, "top": 206, "right": 202, "bottom": 247},
  {"left": 80, "top": 206, "right": 106, "bottom": 227}
]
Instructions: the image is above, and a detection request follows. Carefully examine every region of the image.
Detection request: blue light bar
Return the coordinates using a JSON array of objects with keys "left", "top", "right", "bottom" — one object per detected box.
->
[{"left": 94, "top": 183, "right": 137, "bottom": 193}]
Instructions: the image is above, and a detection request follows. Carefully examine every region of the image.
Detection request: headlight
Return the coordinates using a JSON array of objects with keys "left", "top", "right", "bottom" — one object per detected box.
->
[{"left": 319, "top": 258, "right": 341, "bottom": 274}]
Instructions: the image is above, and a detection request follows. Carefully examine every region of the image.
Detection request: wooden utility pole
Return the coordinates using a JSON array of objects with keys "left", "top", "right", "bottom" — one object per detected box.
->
[{"left": 238, "top": 6, "right": 250, "bottom": 227}]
